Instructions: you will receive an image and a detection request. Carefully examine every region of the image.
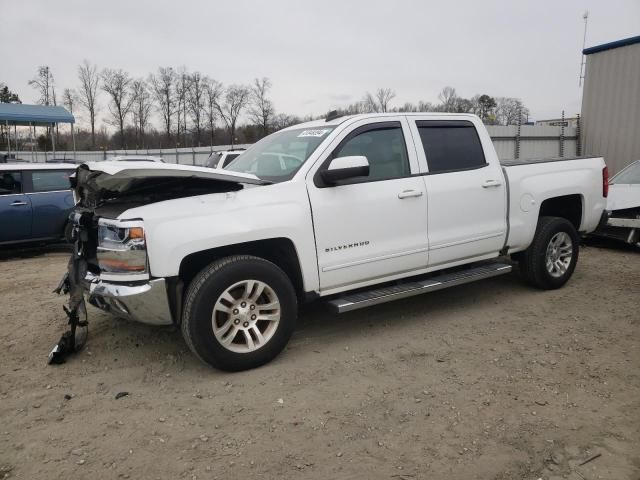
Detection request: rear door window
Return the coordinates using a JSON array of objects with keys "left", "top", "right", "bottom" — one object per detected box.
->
[
  {"left": 416, "top": 121, "right": 487, "bottom": 174},
  {"left": 31, "top": 170, "right": 73, "bottom": 192},
  {"left": 0, "top": 171, "right": 22, "bottom": 195}
]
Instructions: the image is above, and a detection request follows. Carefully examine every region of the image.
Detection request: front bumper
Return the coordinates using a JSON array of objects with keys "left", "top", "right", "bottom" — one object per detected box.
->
[{"left": 85, "top": 273, "right": 174, "bottom": 325}]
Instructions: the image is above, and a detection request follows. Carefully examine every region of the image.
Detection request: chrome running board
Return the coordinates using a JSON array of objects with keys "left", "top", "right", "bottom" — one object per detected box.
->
[{"left": 325, "top": 262, "right": 512, "bottom": 313}]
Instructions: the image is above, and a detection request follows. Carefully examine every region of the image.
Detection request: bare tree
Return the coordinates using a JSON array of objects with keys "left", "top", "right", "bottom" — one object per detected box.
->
[
  {"left": 77, "top": 60, "right": 100, "bottom": 148},
  {"left": 101, "top": 68, "right": 134, "bottom": 148},
  {"left": 362, "top": 92, "right": 379, "bottom": 113},
  {"left": 29, "top": 66, "right": 55, "bottom": 146},
  {"left": 418, "top": 100, "right": 437, "bottom": 111},
  {"left": 216, "top": 85, "right": 250, "bottom": 146},
  {"left": 248, "top": 77, "right": 275, "bottom": 136},
  {"left": 395, "top": 102, "right": 418, "bottom": 112},
  {"left": 375, "top": 88, "right": 396, "bottom": 113},
  {"left": 495, "top": 97, "right": 529, "bottom": 125},
  {"left": 437, "top": 86, "right": 459, "bottom": 112},
  {"left": 51, "top": 84, "right": 61, "bottom": 145},
  {"left": 62, "top": 88, "right": 76, "bottom": 114},
  {"left": 204, "top": 78, "right": 222, "bottom": 146},
  {"left": 149, "top": 67, "right": 176, "bottom": 143},
  {"left": 29, "top": 66, "right": 55, "bottom": 106},
  {"left": 131, "top": 79, "right": 153, "bottom": 147},
  {"left": 175, "top": 67, "right": 190, "bottom": 146},
  {"left": 187, "top": 72, "right": 206, "bottom": 145},
  {"left": 272, "top": 113, "right": 301, "bottom": 131}
]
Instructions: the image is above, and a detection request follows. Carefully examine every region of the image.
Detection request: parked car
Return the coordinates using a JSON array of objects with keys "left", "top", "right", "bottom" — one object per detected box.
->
[
  {"left": 65, "top": 113, "right": 608, "bottom": 371},
  {"left": 0, "top": 163, "right": 76, "bottom": 246},
  {"left": 107, "top": 155, "right": 164, "bottom": 163},
  {"left": 205, "top": 149, "right": 246, "bottom": 169},
  {"left": 593, "top": 159, "right": 640, "bottom": 246}
]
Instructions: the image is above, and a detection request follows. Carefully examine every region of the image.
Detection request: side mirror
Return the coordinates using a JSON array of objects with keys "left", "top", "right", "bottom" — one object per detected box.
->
[{"left": 320, "top": 156, "right": 370, "bottom": 185}]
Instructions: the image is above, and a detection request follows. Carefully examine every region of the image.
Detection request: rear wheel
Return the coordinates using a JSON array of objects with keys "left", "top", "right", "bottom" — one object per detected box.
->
[
  {"left": 517, "top": 216, "right": 579, "bottom": 289},
  {"left": 181, "top": 255, "right": 297, "bottom": 371}
]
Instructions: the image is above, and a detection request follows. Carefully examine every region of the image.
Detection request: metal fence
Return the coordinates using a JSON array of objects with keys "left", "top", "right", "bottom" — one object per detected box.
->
[
  {"left": 486, "top": 125, "right": 579, "bottom": 160},
  {"left": 2, "top": 126, "right": 579, "bottom": 164},
  {"left": 0, "top": 144, "right": 252, "bottom": 166}
]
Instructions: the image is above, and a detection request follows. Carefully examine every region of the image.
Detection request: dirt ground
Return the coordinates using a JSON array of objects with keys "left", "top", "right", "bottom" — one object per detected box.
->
[{"left": 0, "top": 243, "right": 638, "bottom": 480}]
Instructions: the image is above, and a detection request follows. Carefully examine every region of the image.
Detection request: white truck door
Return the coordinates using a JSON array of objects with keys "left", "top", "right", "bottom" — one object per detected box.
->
[
  {"left": 307, "top": 118, "right": 429, "bottom": 293},
  {"left": 409, "top": 118, "right": 507, "bottom": 268}
]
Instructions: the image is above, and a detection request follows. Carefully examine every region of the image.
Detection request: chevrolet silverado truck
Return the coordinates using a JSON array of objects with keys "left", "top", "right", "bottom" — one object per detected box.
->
[{"left": 64, "top": 113, "right": 608, "bottom": 371}]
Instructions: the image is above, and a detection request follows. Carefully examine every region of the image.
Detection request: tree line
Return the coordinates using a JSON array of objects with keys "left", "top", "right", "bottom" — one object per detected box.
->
[
  {"left": 334, "top": 86, "right": 530, "bottom": 126},
  {"left": 2, "top": 67, "right": 530, "bottom": 151}
]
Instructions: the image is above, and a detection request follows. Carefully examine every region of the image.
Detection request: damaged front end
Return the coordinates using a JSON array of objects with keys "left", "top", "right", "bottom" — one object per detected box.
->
[{"left": 49, "top": 162, "right": 265, "bottom": 364}]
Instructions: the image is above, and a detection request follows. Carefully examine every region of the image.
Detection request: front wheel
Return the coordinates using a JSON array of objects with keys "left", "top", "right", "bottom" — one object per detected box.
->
[
  {"left": 181, "top": 255, "right": 297, "bottom": 371},
  {"left": 517, "top": 216, "right": 580, "bottom": 290}
]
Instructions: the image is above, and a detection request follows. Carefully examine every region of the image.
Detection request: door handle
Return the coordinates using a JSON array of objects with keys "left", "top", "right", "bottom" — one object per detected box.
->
[
  {"left": 398, "top": 189, "right": 424, "bottom": 199},
  {"left": 482, "top": 180, "right": 502, "bottom": 188},
  {"left": 10, "top": 201, "right": 28, "bottom": 206}
]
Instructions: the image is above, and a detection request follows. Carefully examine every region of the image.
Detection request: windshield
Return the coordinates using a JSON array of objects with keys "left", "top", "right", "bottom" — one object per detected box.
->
[
  {"left": 611, "top": 161, "right": 640, "bottom": 185},
  {"left": 225, "top": 127, "right": 335, "bottom": 182}
]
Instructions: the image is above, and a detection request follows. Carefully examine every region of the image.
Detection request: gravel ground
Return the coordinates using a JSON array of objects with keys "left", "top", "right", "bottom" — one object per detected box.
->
[{"left": 0, "top": 243, "right": 638, "bottom": 480}]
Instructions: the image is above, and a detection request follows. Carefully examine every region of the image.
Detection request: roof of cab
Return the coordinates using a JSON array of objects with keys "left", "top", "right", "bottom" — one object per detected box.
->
[{"left": 282, "top": 112, "right": 480, "bottom": 131}]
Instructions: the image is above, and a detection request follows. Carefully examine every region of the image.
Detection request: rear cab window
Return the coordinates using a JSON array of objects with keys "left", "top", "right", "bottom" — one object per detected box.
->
[
  {"left": 0, "top": 171, "right": 22, "bottom": 195},
  {"left": 416, "top": 120, "right": 487, "bottom": 174},
  {"left": 221, "top": 153, "right": 240, "bottom": 168},
  {"left": 30, "top": 170, "right": 73, "bottom": 192}
]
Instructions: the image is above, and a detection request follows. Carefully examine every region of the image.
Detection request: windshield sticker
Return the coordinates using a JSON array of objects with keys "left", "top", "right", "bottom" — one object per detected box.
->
[{"left": 298, "top": 129, "right": 330, "bottom": 138}]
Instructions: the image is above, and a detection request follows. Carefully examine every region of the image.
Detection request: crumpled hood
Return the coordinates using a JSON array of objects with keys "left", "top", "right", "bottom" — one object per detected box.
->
[
  {"left": 80, "top": 161, "right": 265, "bottom": 192},
  {"left": 73, "top": 162, "right": 267, "bottom": 213}
]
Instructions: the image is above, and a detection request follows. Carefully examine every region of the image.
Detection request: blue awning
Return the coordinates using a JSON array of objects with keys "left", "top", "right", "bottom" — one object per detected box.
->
[{"left": 0, "top": 103, "right": 75, "bottom": 126}]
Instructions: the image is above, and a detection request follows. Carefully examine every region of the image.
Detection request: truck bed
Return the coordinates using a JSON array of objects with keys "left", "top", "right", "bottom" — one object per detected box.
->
[{"left": 501, "top": 154, "right": 606, "bottom": 252}]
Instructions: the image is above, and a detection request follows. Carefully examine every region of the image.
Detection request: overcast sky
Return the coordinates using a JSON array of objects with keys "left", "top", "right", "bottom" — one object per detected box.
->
[{"left": 2, "top": 0, "right": 639, "bottom": 130}]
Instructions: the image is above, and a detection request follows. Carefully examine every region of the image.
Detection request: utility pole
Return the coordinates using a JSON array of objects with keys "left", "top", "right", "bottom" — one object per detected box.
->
[{"left": 579, "top": 11, "right": 589, "bottom": 87}]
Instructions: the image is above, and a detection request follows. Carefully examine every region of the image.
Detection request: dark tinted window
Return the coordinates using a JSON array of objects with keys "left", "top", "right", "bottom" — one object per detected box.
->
[
  {"left": 0, "top": 171, "right": 22, "bottom": 195},
  {"left": 31, "top": 170, "right": 73, "bottom": 192},
  {"left": 417, "top": 121, "right": 486, "bottom": 173},
  {"left": 221, "top": 153, "right": 240, "bottom": 167},
  {"left": 334, "top": 125, "right": 409, "bottom": 181}
]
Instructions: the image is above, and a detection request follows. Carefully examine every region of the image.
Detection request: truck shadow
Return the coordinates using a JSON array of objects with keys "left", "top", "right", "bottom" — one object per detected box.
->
[
  {"left": 292, "top": 273, "right": 524, "bottom": 346},
  {"left": 582, "top": 236, "right": 639, "bottom": 253}
]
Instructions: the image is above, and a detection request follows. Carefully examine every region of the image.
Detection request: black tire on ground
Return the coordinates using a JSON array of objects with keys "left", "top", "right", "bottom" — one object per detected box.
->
[
  {"left": 517, "top": 216, "right": 580, "bottom": 290},
  {"left": 181, "top": 255, "right": 298, "bottom": 371}
]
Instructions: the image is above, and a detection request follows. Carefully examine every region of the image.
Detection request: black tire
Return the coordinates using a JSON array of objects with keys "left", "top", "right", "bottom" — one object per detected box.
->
[
  {"left": 518, "top": 216, "right": 579, "bottom": 290},
  {"left": 181, "top": 255, "right": 297, "bottom": 371}
]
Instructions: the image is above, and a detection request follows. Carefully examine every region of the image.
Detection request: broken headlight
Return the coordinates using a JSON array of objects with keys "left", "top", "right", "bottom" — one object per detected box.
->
[{"left": 97, "top": 219, "right": 148, "bottom": 281}]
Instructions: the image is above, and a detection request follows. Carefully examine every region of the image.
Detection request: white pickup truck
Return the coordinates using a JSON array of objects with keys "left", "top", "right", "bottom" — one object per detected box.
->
[{"left": 65, "top": 113, "right": 608, "bottom": 371}]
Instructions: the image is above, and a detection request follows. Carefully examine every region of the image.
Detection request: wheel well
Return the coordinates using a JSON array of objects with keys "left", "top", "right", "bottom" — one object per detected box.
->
[
  {"left": 178, "top": 238, "right": 305, "bottom": 300},
  {"left": 539, "top": 194, "right": 583, "bottom": 231}
]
